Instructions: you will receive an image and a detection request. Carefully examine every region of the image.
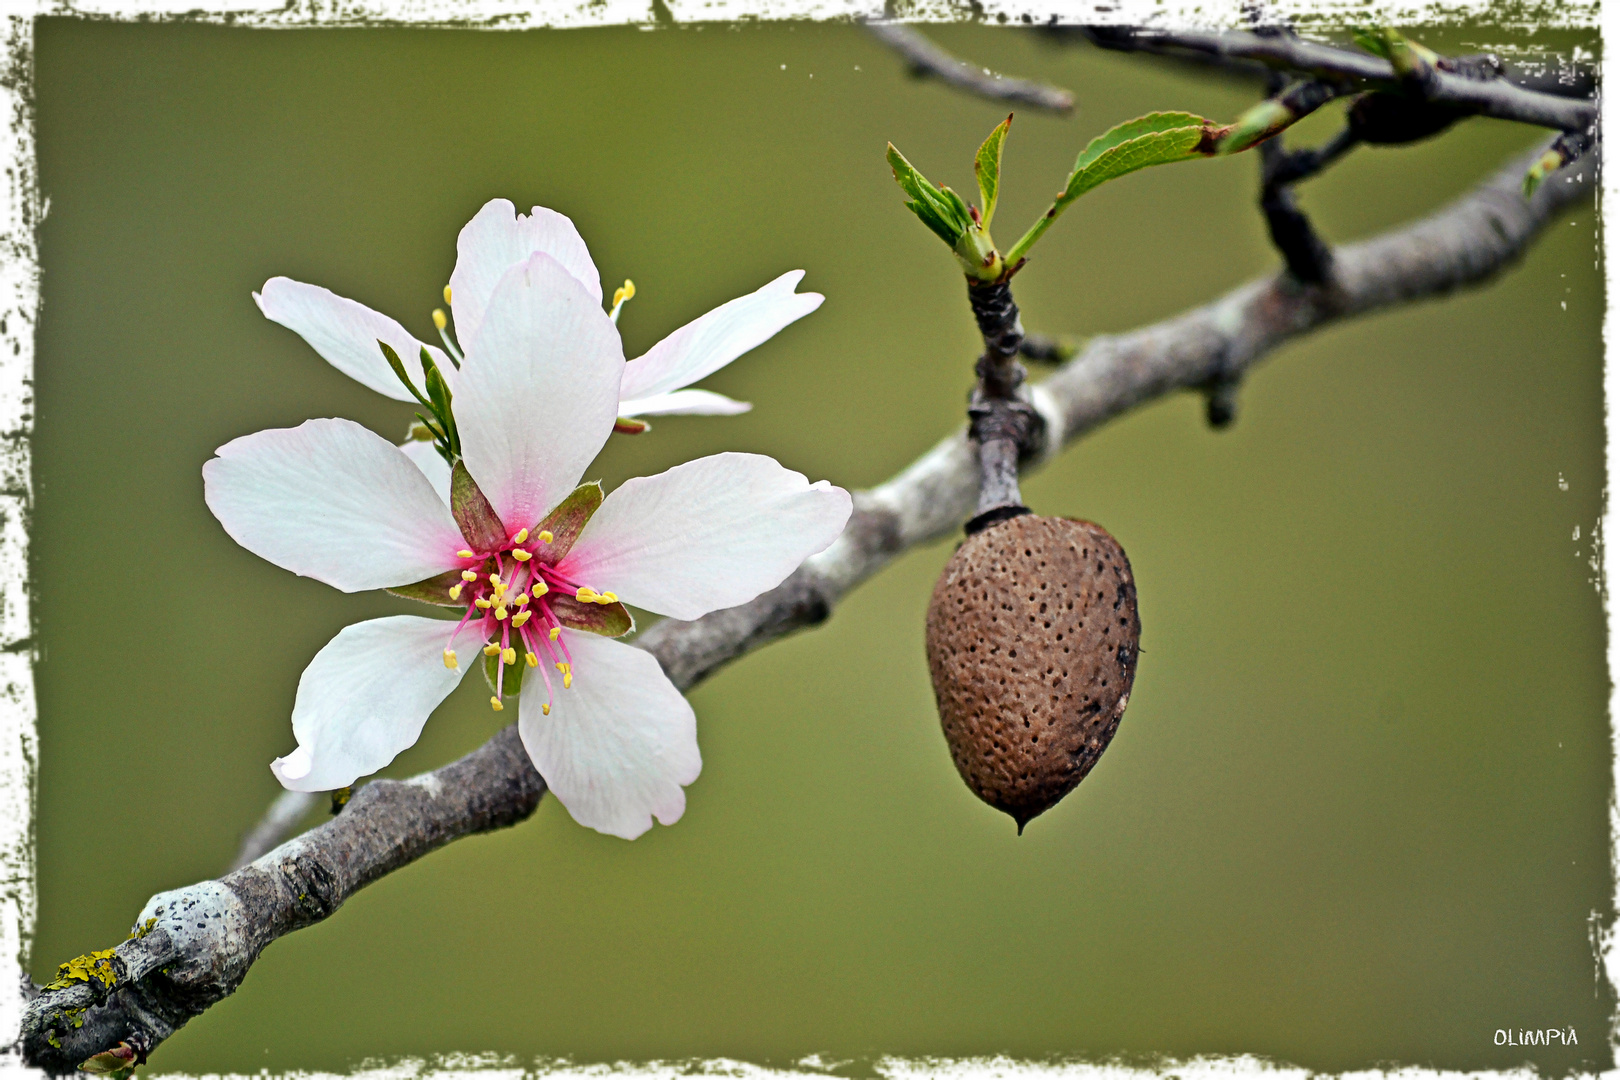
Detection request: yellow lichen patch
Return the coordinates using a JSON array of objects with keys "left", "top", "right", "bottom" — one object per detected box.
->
[
  {"left": 126, "top": 917, "right": 158, "bottom": 941},
  {"left": 45, "top": 949, "right": 119, "bottom": 991}
]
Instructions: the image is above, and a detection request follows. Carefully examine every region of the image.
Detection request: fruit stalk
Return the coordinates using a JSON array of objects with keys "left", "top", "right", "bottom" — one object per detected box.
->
[{"left": 965, "top": 278, "right": 1041, "bottom": 532}]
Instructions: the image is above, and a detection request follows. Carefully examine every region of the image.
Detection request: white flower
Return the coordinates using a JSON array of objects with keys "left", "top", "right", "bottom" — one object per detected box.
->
[
  {"left": 206, "top": 250, "right": 851, "bottom": 839},
  {"left": 254, "top": 198, "right": 823, "bottom": 423}
]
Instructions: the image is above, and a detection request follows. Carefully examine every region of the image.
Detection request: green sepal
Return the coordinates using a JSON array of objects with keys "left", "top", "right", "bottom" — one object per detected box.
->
[
  {"left": 450, "top": 460, "right": 508, "bottom": 553},
  {"left": 483, "top": 646, "right": 526, "bottom": 699},
  {"left": 532, "top": 482, "right": 604, "bottom": 565},
  {"left": 550, "top": 594, "right": 634, "bottom": 637},
  {"left": 386, "top": 567, "right": 469, "bottom": 608},
  {"left": 1006, "top": 112, "right": 1216, "bottom": 265},
  {"left": 1352, "top": 26, "right": 1441, "bottom": 73},
  {"left": 974, "top": 114, "right": 1012, "bottom": 228}
]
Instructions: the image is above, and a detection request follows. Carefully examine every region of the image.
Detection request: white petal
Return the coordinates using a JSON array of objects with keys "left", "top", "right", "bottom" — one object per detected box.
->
[
  {"left": 271, "top": 615, "right": 479, "bottom": 791},
  {"left": 255, "top": 278, "right": 455, "bottom": 402},
  {"left": 617, "top": 389, "right": 752, "bottom": 418},
  {"left": 563, "top": 452, "right": 852, "bottom": 621},
  {"left": 618, "top": 270, "right": 822, "bottom": 401},
  {"left": 518, "top": 633, "right": 699, "bottom": 839},
  {"left": 398, "top": 439, "right": 452, "bottom": 507},
  {"left": 204, "top": 418, "right": 467, "bottom": 592},
  {"left": 456, "top": 252, "right": 624, "bottom": 532},
  {"left": 449, "top": 199, "right": 603, "bottom": 346}
]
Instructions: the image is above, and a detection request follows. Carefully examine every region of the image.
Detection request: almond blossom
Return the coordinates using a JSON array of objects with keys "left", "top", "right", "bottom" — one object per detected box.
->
[
  {"left": 254, "top": 198, "right": 823, "bottom": 428},
  {"left": 206, "top": 249, "right": 851, "bottom": 840}
]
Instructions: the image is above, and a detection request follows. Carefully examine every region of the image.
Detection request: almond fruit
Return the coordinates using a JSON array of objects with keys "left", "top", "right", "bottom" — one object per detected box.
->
[{"left": 925, "top": 513, "right": 1141, "bottom": 831}]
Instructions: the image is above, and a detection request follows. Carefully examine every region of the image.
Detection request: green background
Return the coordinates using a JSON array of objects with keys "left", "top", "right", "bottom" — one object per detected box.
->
[{"left": 29, "top": 19, "right": 1608, "bottom": 1075}]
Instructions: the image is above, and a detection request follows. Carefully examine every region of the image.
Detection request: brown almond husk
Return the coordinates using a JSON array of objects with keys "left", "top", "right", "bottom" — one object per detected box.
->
[{"left": 925, "top": 514, "right": 1141, "bottom": 832}]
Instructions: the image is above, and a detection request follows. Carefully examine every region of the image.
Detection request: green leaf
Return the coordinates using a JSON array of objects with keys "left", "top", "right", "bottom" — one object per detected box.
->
[
  {"left": 974, "top": 115, "right": 1012, "bottom": 228},
  {"left": 378, "top": 341, "right": 433, "bottom": 412},
  {"left": 1005, "top": 112, "right": 1216, "bottom": 265},
  {"left": 450, "top": 460, "right": 508, "bottom": 553},
  {"left": 549, "top": 595, "right": 635, "bottom": 637},
  {"left": 387, "top": 568, "right": 470, "bottom": 608},
  {"left": 531, "top": 482, "right": 604, "bottom": 565},
  {"left": 887, "top": 142, "right": 970, "bottom": 246}
]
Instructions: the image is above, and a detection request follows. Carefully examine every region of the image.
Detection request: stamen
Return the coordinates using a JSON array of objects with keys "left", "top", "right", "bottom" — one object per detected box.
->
[
  {"left": 444, "top": 285, "right": 453, "bottom": 304},
  {"left": 457, "top": 550, "right": 475, "bottom": 559},
  {"left": 493, "top": 581, "right": 507, "bottom": 598},
  {"left": 556, "top": 661, "right": 573, "bottom": 690},
  {"left": 489, "top": 573, "right": 502, "bottom": 586},
  {"left": 442, "top": 649, "right": 458, "bottom": 670},
  {"left": 432, "top": 309, "right": 448, "bottom": 331},
  {"left": 600, "top": 591, "right": 619, "bottom": 604},
  {"left": 514, "top": 593, "right": 530, "bottom": 607},
  {"left": 461, "top": 570, "right": 478, "bottom": 581},
  {"left": 527, "top": 652, "right": 538, "bottom": 667},
  {"left": 610, "top": 279, "right": 636, "bottom": 324},
  {"left": 514, "top": 528, "right": 529, "bottom": 544},
  {"left": 511, "top": 610, "right": 531, "bottom": 628},
  {"left": 549, "top": 627, "right": 560, "bottom": 641},
  {"left": 576, "top": 586, "right": 597, "bottom": 602},
  {"left": 495, "top": 605, "right": 509, "bottom": 620},
  {"left": 511, "top": 549, "right": 532, "bottom": 562},
  {"left": 533, "top": 580, "right": 549, "bottom": 596},
  {"left": 538, "top": 531, "right": 554, "bottom": 544},
  {"left": 483, "top": 642, "right": 501, "bottom": 656},
  {"left": 541, "top": 703, "right": 551, "bottom": 715},
  {"left": 503, "top": 646, "right": 517, "bottom": 665},
  {"left": 490, "top": 696, "right": 503, "bottom": 711},
  {"left": 448, "top": 583, "right": 463, "bottom": 601},
  {"left": 475, "top": 598, "right": 493, "bottom": 610}
]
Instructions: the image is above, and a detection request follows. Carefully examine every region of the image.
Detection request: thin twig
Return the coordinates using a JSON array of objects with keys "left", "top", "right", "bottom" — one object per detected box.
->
[
  {"left": 20, "top": 139, "right": 1594, "bottom": 1074},
  {"left": 864, "top": 21, "right": 1075, "bottom": 113}
]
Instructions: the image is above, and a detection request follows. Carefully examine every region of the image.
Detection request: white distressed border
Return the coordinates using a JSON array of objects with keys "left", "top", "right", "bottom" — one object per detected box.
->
[{"left": 0, "top": 0, "right": 1607, "bottom": 1076}]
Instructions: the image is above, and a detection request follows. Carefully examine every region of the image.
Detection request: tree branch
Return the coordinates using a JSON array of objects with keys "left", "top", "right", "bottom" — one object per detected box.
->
[
  {"left": 1075, "top": 27, "right": 1593, "bottom": 132},
  {"left": 864, "top": 21, "right": 1075, "bottom": 113},
  {"left": 20, "top": 139, "right": 1594, "bottom": 1074}
]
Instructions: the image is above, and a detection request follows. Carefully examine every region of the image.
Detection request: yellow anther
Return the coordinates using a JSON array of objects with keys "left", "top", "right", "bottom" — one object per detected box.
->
[
  {"left": 511, "top": 548, "right": 532, "bottom": 562},
  {"left": 489, "top": 573, "right": 502, "bottom": 585},
  {"left": 538, "top": 530, "right": 553, "bottom": 544},
  {"left": 526, "top": 652, "right": 538, "bottom": 668},
  {"left": 495, "top": 606, "right": 508, "bottom": 621},
  {"left": 600, "top": 591, "right": 619, "bottom": 604},
  {"left": 576, "top": 586, "right": 596, "bottom": 602},
  {"left": 514, "top": 593, "right": 529, "bottom": 607},
  {"left": 564, "top": 672, "right": 573, "bottom": 689},
  {"left": 611, "top": 279, "right": 636, "bottom": 314},
  {"left": 541, "top": 702, "right": 551, "bottom": 715},
  {"left": 432, "top": 308, "right": 447, "bottom": 331},
  {"left": 461, "top": 570, "right": 478, "bottom": 582},
  {"left": 442, "top": 649, "right": 458, "bottom": 670},
  {"left": 490, "top": 696, "right": 504, "bottom": 712},
  {"left": 493, "top": 581, "right": 507, "bottom": 598},
  {"left": 511, "top": 610, "right": 531, "bottom": 628},
  {"left": 514, "top": 528, "right": 529, "bottom": 544},
  {"left": 475, "top": 598, "right": 492, "bottom": 610},
  {"left": 503, "top": 647, "right": 517, "bottom": 665},
  {"left": 483, "top": 643, "right": 500, "bottom": 656},
  {"left": 556, "top": 662, "right": 570, "bottom": 673},
  {"left": 533, "top": 581, "right": 549, "bottom": 596},
  {"left": 549, "top": 627, "right": 560, "bottom": 641},
  {"left": 443, "top": 285, "right": 453, "bottom": 305},
  {"left": 457, "top": 550, "right": 474, "bottom": 559},
  {"left": 448, "top": 584, "right": 463, "bottom": 601}
]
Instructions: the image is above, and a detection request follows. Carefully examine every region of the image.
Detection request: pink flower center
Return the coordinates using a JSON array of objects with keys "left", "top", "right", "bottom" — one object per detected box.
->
[{"left": 439, "top": 526, "right": 617, "bottom": 715}]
